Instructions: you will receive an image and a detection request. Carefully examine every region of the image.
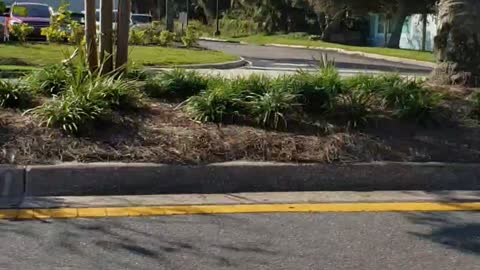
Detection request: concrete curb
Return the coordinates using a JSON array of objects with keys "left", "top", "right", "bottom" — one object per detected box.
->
[
  {"left": 265, "top": 43, "right": 436, "bottom": 69},
  {"left": 199, "top": 37, "right": 247, "bottom": 44},
  {"left": 149, "top": 57, "right": 248, "bottom": 70},
  {"left": 2, "top": 161, "right": 475, "bottom": 197}
]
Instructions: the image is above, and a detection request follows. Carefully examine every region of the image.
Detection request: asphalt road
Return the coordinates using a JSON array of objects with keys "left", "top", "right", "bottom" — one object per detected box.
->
[
  {"left": 199, "top": 41, "right": 432, "bottom": 74},
  {"left": 0, "top": 212, "right": 478, "bottom": 270}
]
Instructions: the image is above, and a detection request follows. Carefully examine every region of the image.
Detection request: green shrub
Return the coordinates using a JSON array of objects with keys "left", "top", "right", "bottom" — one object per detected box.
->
[
  {"left": 182, "top": 25, "right": 199, "bottom": 48},
  {"left": 143, "top": 69, "right": 207, "bottom": 99},
  {"left": 155, "top": 30, "right": 175, "bottom": 46},
  {"left": 379, "top": 79, "right": 441, "bottom": 122},
  {"left": 68, "top": 21, "right": 85, "bottom": 45},
  {"left": 229, "top": 74, "right": 270, "bottom": 95},
  {"left": 185, "top": 85, "right": 245, "bottom": 123},
  {"left": 0, "top": 81, "right": 32, "bottom": 109},
  {"left": 246, "top": 78, "right": 299, "bottom": 128},
  {"left": 129, "top": 29, "right": 146, "bottom": 45},
  {"left": 93, "top": 76, "right": 144, "bottom": 110},
  {"left": 9, "top": 23, "right": 34, "bottom": 43},
  {"left": 25, "top": 64, "right": 69, "bottom": 95},
  {"left": 41, "top": 26, "right": 67, "bottom": 43},
  {"left": 293, "top": 67, "right": 343, "bottom": 113},
  {"left": 472, "top": 92, "right": 480, "bottom": 119},
  {"left": 333, "top": 87, "right": 377, "bottom": 128},
  {"left": 28, "top": 89, "right": 108, "bottom": 133}
]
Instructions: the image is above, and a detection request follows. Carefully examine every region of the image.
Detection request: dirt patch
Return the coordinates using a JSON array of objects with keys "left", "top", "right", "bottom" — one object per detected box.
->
[{"left": 1, "top": 98, "right": 480, "bottom": 165}]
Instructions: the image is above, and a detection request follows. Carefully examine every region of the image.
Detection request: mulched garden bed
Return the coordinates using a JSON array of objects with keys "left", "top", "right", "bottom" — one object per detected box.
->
[{"left": 1, "top": 93, "right": 479, "bottom": 165}]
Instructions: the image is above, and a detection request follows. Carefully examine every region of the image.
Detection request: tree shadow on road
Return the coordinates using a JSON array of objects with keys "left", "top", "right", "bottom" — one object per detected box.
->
[{"left": 404, "top": 211, "right": 480, "bottom": 256}]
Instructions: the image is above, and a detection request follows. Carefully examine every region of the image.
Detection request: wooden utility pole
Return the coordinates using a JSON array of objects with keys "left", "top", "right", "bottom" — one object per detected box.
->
[
  {"left": 85, "top": 0, "right": 98, "bottom": 72},
  {"left": 116, "top": 0, "right": 131, "bottom": 70},
  {"left": 100, "top": 0, "right": 114, "bottom": 73}
]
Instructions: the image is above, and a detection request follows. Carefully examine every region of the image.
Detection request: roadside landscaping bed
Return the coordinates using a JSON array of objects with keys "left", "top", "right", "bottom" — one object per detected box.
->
[
  {"left": 222, "top": 34, "right": 435, "bottom": 63},
  {"left": 0, "top": 64, "right": 479, "bottom": 165}
]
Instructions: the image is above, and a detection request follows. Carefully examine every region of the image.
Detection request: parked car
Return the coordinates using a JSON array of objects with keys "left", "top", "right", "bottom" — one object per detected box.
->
[
  {"left": 131, "top": 13, "right": 152, "bottom": 26},
  {"left": 4, "top": 2, "right": 52, "bottom": 41}
]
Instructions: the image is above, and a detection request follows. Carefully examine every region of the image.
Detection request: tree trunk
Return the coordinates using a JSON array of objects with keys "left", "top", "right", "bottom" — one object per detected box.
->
[
  {"left": 116, "top": 0, "right": 130, "bottom": 70},
  {"left": 421, "top": 13, "right": 427, "bottom": 51},
  {"left": 100, "top": 0, "right": 113, "bottom": 73},
  {"left": 387, "top": 2, "right": 408, "bottom": 48},
  {"left": 85, "top": 0, "right": 98, "bottom": 72},
  {"left": 165, "top": 0, "right": 174, "bottom": 32},
  {"left": 432, "top": 0, "right": 480, "bottom": 86}
]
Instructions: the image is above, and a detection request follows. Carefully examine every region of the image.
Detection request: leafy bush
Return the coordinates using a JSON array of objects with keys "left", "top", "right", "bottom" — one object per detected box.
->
[
  {"left": 182, "top": 25, "right": 199, "bottom": 48},
  {"left": 68, "top": 21, "right": 85, "bottom": 45},
  {"left": 155, "top": 30, "right": 175, "bottom": 46},
  {"left": 0, "top": 80, "right": 32, "bottom": 108},
  {"left": 379, "top": 79, "right": 441, "bottom": 122},
  {"left": 41, "top": 26, "right": 67, "bottom": 42},
  {"left": 185, "top": 85, "right": 245, "bottom": 123},
  {"left": 25, "top": 64, "right": 69, "bottom": 95},
  {"left": 246, "top": 77, "right": 300, "bottom": 128},
  {"left": 334, "top": 88, "right": 377, "bottom": 128},
  {"left": 9, "top": 23, "right": 34, "bottom": 43},
  {"left": 129, "top": 29, "right": 146, "bottom": 45},
  {"left": 143, "top": 69, "right": 207, "bottom": 99},
  {"left": 293, "top": 67, "right": 343, "bottom": 113},
  {"left": 229, "top": 74, "right": 270, "bottom": 95},
  {"left": 28, "top": 88, "right": 108, "bottom": 133}
]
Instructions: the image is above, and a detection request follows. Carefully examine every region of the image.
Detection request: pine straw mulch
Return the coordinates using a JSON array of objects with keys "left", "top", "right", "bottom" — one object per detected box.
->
[{"left": 1, "top": 94, "right": 480, "bottom": 165}]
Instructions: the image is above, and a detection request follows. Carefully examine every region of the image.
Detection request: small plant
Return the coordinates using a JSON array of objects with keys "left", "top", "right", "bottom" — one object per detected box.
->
[
  {"left": 25, "top": 64, "right": 69, "bottom": 95},
  {"left": 246, "top": 79, "right": 299, "bottom": 128},
  {"left": 0, "top": 80, "right": 32, "bottom": 109},
  {"left": 155, "top": 30, "right": 175, "bottom": 46},
  {"left": 9, "top": 23, "right": 34, "bottom": 43},
  {"left": 41, "top": 2, "right": 71, "bottom": 43},
  {"left": 380, "top": 79, "right": 441, "bottom": 122},
  {"left": 143, "top": 69, "right": 207, "bottom": 99},
  {"left": 185, "top": 85, "right": 245, "bottom": 123},
  {"left": 41, "top": 26, "right": 67, "bottom": 42},
  {"left": 294, "top": 67, "right": 343, "bottom": 113},
  {"left": 334, "top": 88, "right": 377, "bottom": 128},
  {"left": 68, "top": 21, "right": 85, "bottom": 45},
  {"left": 129, "top": 29, "right": 146, "bottom": 45},
  {"left": 181, "top": 25, "right": 199, "bottom": 48}
]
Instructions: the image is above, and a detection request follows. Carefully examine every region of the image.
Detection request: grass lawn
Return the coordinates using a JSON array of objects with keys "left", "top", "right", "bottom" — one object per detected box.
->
[
  {"left": 0, "top": 43, "right": 238, "bottom": 68},
  {"left": 226, "top": 34, "right": 435, "bottom": 63}
]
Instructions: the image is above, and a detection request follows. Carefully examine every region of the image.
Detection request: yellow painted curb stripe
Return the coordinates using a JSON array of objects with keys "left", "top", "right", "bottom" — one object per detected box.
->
[{"left": 2, "top": 202, "right": 480, "bottom": 220}]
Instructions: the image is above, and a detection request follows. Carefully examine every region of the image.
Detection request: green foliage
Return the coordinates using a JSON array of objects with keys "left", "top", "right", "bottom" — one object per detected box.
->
[
  {"left": 220, "top": 17, "right": 260, "bottom": 37},
  {"left": 334, "top": 87, "right": 377, "bottom": 128},
  {"left": 293, "top": 67, "right": 343, "bottom": 113},
  {"left": 0, "top": 80, "right": 32, "bottom": 109},
  {"left": 143, "top": 69, "right": 207, "bottom": 99},
  {"left": 156, "top": 31, "right": 176, "bottom": 46},
  {"left": 182, "top": 25, "right": 199, "bottom": 48},
  {"left": 472, "top": 92, "right": 480, "bottom": 119},
  {"left": 379, "top": 78, "right": 441, "bottom": 122},
  {"left": 25, "top": 64, "right": 69, "bottom": 95},
  {"left": 68, "top": 21, "right": 85, "bottom": 45},
  {"left": 9, "top": 23, "right": 34, "bottom": 43},
  {"left": 27, "top": 61, "right": 143, "bottom": 133},
  {"left": 246, "top": 78, "right": 299, "bottom": 128},
  {"left": 185, "top": 85, "right": 245, "bottom": 123},
  {"left": 41, "top": 27, "right": 67, "bottom": 43},
  {"left": 129, "top": 29, "right": 146, "bottom": 45}
]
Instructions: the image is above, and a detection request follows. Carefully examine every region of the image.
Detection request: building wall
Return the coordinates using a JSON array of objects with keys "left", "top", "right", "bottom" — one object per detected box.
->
[
  {"left": 399, "top": 14, "right": 437, "bottom": 52},
  {"left": 369, "top": 13, "right": 437, "bottom": 52}
]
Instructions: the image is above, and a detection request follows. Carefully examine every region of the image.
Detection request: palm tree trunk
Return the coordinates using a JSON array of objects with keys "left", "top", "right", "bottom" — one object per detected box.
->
[
  {"left": 85, "top": 0, "right": 98, "bottom": 72},
  {"left": 100, "top": 0, "right": 113, "bottom": 73},
  {"left": 432, "top": 0, "right": 480, "bottom": 86},
  {"left": 116, "top": 0, "right": 131, "bottom": 70}
]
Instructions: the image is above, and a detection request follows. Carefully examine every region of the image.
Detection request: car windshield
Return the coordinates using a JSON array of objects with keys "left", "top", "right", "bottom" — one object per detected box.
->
[
  {"left": 12, "top": 4, "right": 50, "bottom": 18},
  {"left": 132, "top": 15, "right": 151, "bottom": 24}
]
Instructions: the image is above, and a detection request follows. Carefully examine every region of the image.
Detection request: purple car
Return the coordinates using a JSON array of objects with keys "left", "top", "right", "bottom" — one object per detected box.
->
[{"left": 4, "top": 2, "right": 52, "bottom": 40}]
